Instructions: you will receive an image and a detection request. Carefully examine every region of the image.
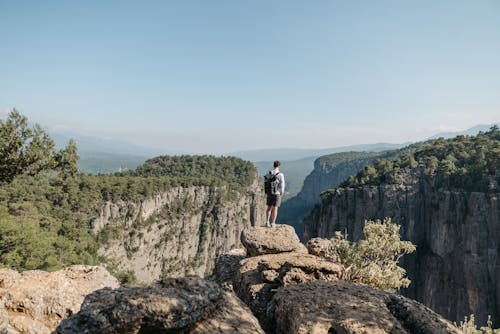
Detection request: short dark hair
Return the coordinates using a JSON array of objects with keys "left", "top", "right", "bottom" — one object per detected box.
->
[{"left": 273, "top": 161, "right": 281, "bottom": 168}]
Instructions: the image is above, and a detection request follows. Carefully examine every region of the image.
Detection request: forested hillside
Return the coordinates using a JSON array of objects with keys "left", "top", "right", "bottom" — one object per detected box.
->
[
  {"left": 328, "top": 126, "right": 500, "bottom": 196},
  {"left": 130, "top": 155, "right": 256, "bottom": 188},
  {"left": 0, "top": 111, "right": 260, "bottom": 278},
  {"left": 304, "top": 127, "right": 500, "bottom": 326}
]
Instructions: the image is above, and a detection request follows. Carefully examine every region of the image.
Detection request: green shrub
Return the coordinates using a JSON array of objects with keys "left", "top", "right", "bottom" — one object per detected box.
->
[{"left": 326, "top": 218, "right": 416, "bottom": 292}]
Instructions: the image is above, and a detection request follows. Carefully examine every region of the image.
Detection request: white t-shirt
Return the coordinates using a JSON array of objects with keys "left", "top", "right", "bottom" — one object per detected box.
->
[{"left": 270, "top": 168, "right": 285, "bottom": 195}]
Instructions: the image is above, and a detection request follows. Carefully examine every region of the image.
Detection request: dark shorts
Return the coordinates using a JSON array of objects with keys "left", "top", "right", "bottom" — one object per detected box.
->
[{"left": 266, "top": 195, "right": 282, "bottom": 207}]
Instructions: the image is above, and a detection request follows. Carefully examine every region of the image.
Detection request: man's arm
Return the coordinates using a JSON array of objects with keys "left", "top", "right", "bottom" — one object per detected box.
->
[{"left": 279, "top": 173, "right": 285, "bottom": 195}]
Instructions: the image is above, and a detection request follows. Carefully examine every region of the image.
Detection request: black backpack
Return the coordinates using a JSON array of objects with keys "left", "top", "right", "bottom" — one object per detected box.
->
[{"left": 264, "top": 171, "right": 281, "bottom": 196}]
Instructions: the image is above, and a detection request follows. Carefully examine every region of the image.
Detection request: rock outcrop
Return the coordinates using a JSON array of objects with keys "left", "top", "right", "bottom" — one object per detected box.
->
[
  {"left": 304, "top": 167, "right": 500, "bottom": 326},
  {"left": 271, "top": 280, "right": 462, "bottom": 334},
  {"left": 0, "top": 266, "right": 119, "bottom": 334},
  {"left": 3, "top": 223, "right": 466, "bottom": 334},
  {"left": 227, "top": 225, "right": 463, "bottom": 333},
  {"left": 56, "top": 276, "right": 264, "bottom": 334},
  {"left": 232, "top": 225, "right": 344, "bottom": 331},
  {"left": 97, "top": 179, "right": 265, "bottom": 283},
  {"left": 240, "top": 225, "right": 307, "bottom": 256},
  {"left": 233, "top": 252, "right": 344, "bottom": 330}
]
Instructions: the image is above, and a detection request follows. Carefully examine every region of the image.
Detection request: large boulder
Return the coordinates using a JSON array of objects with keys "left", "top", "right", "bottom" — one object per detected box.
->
[
  {"left": 56, "top": 276, "right": 264, "bottom": 334},
  {"left": 233, "top": 252, "right": 344, "bottom": 331},
  {"left": 0, "top": 265, "right": 119, "bottom": 334},
  {"left": 271, "top": 280, "right": 463, "bottom": 334},
  {"left": 241, "top": 225, "right": 307, "bottom": 257}
]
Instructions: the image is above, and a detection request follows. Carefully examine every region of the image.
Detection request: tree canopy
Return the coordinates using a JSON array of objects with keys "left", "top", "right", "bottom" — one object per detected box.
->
[
  {"left": 0, "top": 109, "right": 79, "bottom": 183},
  {"left": 0, "top": 110, "right": 259, "bottom": 273},
  {"left": 327, "top": 127, "right": 500, "bottom": 194}
]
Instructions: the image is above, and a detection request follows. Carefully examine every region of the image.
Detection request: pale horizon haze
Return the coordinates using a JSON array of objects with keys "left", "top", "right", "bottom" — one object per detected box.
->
[{"left": 1, "top": 1, "right": 499, "bottom": 154}]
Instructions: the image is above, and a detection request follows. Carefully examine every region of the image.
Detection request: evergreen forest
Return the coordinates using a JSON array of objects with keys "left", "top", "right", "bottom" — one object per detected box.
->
[
  {"left": 322, "top": 126, "right": 500, "bottom": 199},
  {"left": 0, "top": 110, "right": 257, "bottom": 273}
]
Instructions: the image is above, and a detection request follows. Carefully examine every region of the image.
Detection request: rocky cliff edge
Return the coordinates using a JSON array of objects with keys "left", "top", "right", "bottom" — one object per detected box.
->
[{"left": 3, "top": 224, "right": 463, "bottom": 334}]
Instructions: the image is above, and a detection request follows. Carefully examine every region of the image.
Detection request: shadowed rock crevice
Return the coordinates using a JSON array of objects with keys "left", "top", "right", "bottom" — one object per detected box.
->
[{"left": 213, "top": 249, "right": 246, "bottom": 291}]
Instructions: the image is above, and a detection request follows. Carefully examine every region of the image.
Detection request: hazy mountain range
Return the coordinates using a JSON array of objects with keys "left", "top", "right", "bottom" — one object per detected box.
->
[
  {"left": 49, "top": 123, "right": 498, "bottom": 176},
  {"left": 229, "top": 143, "right": 408, "bottom": 162},
  {"left": 427, "top": 124, "right": 498, "bottom": 140}
]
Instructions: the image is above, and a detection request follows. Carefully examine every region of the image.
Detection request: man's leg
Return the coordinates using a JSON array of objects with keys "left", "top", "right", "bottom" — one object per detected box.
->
[
  {"left": 265, "top": 205, "right": 272, "bottom": 226},
  {"left": 271, "top": 206, "right": 278, "bottom": 226}
]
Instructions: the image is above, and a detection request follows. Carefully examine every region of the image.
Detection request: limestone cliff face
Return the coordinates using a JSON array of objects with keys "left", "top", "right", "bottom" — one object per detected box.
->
[
  {"left": 281, "top": 154, "right": 386, "bottom": 239},
  {"left": 95, "top": 179, "right": 265, "bottom": 283},
  {"left": 304, "top": 167, "right": 500, "bottom": 326},
  {"left": 299, "top": 159, "right": 370, "bottom": 206}
]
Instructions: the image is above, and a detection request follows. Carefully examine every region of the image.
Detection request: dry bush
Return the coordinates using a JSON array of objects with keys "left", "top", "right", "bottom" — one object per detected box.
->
[{"left": 327, "top": 218, "right": 416, "bottom": 292}]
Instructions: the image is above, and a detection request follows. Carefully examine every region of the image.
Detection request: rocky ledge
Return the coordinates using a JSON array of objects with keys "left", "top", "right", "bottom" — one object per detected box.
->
[
  {"left": 0, "top": 265, "right": 119, "bottom": 334},
  {"left": 3, "top": 224, "right": 465, "bottom": 334},
  {"left": 55, "top": 276, "right": 263, "bottom": 334},
  {"left": 240, "top": 225, "right": 307, "bottom": 256},
  {"left": 231, "top": 225, "right": 463, "bottom": 334},
  {"left": 271, "top": 280, "right": 461, "bottom": 334}
]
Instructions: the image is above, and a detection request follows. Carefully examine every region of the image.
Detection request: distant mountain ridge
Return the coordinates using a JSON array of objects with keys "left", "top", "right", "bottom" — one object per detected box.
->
[
  {"left": 48, "top": 123, "right": 499, "bottom": 175},
  {"left": 428, "top": 123, "right": 499, "bottom": 140},
  {"left": 229, "top": 143, "right": 408, "bottom": 162},
  {"left": 49, "top": 130, "right": 181, "bottom": 174},
  {"left": 49, "top": 130, "right": 177, "bottom": 156},
  {"left": 48, "top": 122, "right": 499, "bottom": 160}
]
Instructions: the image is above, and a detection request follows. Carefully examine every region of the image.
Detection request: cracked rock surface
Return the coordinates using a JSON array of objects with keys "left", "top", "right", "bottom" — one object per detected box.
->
[
  {"left": 241, "top": 225, "right": 307, "bottom": 256},
  {"left": 0, "top": 265, "right": 119, "bottom": 334},
  {"left": 271, "top": 280, "right": 462, "bottom": 334},
  {"left": 55, "top": 276, "right": 264, "bottom": 334},
  {"left": 233, "top": 252, "right": 344, "bottom": 331}
]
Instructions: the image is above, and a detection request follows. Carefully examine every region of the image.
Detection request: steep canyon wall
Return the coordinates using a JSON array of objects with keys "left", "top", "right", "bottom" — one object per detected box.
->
[
  {"left": 304, "top": 168, "right": 500, "bottom": 325},
  {"left": 94, "top": 180, "right": 265, "bottom": 283}
]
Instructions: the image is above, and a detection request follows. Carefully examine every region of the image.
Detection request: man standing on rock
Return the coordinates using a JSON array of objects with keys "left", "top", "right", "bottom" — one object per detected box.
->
[{"left": 264, "top": 161, "right": 285, "bottom": 228}]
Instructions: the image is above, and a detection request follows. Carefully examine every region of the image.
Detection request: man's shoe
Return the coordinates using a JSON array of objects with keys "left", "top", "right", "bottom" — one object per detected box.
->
[
  {"left": 265, "top": 221, "right": 271, "bottom": 227},
  {"left": 271, "top": 223, "right": 277, "bottom": 228}
]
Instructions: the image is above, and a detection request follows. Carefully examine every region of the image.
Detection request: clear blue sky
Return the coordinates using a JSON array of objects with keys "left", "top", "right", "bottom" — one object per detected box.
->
[{"left": 1, "top": 0, "right": 499, "bottom": 153}]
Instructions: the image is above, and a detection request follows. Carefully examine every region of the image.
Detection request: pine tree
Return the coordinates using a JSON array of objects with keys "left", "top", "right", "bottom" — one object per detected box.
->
[
  {"left": 56, "top": 139, "right": 80, "bottom": 178},
  {"left": 0, "top": 109, "right": 56, "bottom": 183}
]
